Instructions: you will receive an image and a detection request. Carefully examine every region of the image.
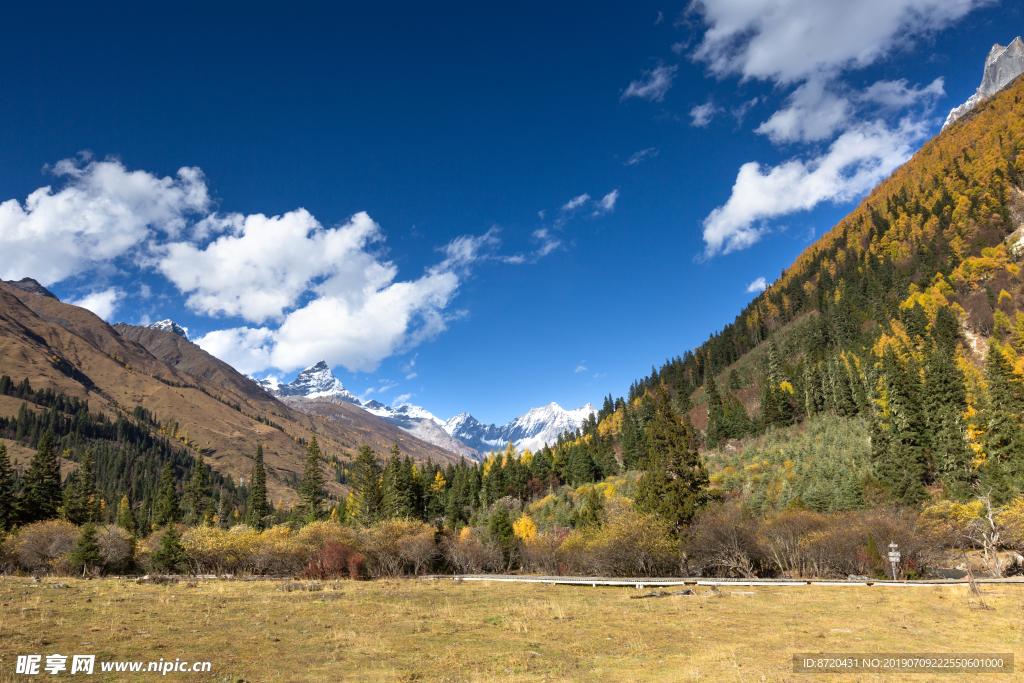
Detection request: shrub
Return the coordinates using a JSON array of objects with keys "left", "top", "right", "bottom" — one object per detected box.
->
[
  {"left": 15, "top": 520, "right": 78, "bottom": 573},
  {"left": 302, "top": 542, "right": 365, "bottom": 580},
  {"left": 687, "top": 503, "right": 769, "bottom": 578},
  {"left": 363, "top": 519, "right": 431, "bottom": 577},
  {"left": 398, "top": 529, "right": 438, "bottom": 575},
  {"left": 441, "top": 527, "right": 502, "bottom": 574},
  {"left": 96, "top": 525, "right": 135, "bottom": 574}
]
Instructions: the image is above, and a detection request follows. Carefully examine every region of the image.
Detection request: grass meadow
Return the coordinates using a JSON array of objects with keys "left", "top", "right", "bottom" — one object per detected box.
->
[{"left": 0, "top": 577, "right": 1021, "bottom": 682}]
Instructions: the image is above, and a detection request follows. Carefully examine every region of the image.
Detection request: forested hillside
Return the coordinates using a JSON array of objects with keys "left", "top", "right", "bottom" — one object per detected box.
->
[{"left": 621, "top": 74, "right": 1024, "bottom": 508}]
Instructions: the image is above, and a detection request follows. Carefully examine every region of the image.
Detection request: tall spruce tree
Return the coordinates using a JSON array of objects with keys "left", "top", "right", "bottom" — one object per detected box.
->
[
  {"left": 116, "top": 495, "right": 137, "bottom": 535},
  {"left": 18, "top": 431, "right": 61, "bottom": 523},
  {"left": 63, "top": 448, "right": 99, "bottom": 525},
  {"left": 634, "top": 388, "right": 711, "bottom": 533},
  {"left": 247, "top": 444, "right": 269, "bottom": 529},
  {"left": 982, "top": 341, "right": 1024, "bottom": 486},
  {"left": 69, "top": 524, "right": 103, "bottom": 575},
  {"left": 153, "top": 463, "right": 181, "bottom": 527},
  {"left": 351, "top": 445, "right": 382, "bottom": 525},
  {"left": 297, "top": 436, "right": 327, "bottom": 520},
  {"left": 183, "top": 458, "right": 213, "bottom": 526},
  {"left": 0, "top": 442, "right": 14, "bottom": 530}
]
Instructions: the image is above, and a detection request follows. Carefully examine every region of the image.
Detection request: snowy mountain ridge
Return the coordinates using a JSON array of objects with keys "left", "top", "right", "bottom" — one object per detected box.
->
[
  {"left": 443, "top": 402, "right": 598, "bottom": 454},
  {"left": 252, "top": 360, "right": 595, "bottom": 458},
  {"left": 146, "top": 319, "right": 188, "bottom": 339}
]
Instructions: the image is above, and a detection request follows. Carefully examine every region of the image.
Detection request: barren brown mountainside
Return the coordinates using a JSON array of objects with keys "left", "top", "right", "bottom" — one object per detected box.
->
[
  {"left": 0, "top": 283, "right": 463, "bottom": 505},
  {"left": 112, "top": 321, "right": 464, "bottom": 466}
]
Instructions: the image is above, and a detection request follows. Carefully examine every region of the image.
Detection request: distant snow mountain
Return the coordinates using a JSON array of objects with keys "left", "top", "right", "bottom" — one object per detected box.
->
[
  {"left": 146, "top": 319, "right": 188, "bottom": 339},
  {"left": 251, "top": 360, "right": 594, "bottom": 459},
  {"left": 444, "top": 402, "right": 598, "bottom": 454},
  {"left": 250, "top": 361, "right": 360, "bottom": 403},
  {"left": 944, "top": 37, "right": 1024, "bottom": 129}
]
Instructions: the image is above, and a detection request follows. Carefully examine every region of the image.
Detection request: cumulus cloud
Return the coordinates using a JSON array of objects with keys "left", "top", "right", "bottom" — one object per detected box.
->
[
  {"left": 746, "top": 277, "right": 768, "bottom": 293},
  {"left": 688, "top": 0, "right": 983, "bottom": 256},
  {"left": 691, "top": 0, "right": 988, "bottom": 84},
  {"left": 621, "top": 64, "right": 678, "bottom": 102},
  {"left": 0, "top": 156, "right": 209, "bottom": 285},
  {"left": 690, "top": 101, "right": 720, "bottom": 127},
  {"left": 67, "top": 287, "right": 125, "bottom": 321},
  {"left": 860, "top": 77, "right": 945, "bottom": 110},
  {"left": 702, "top": 117, "right": 928, "bottom": 257},
  {"left": 193, "top": 327, "right": 275, "bottom": 375},
  {"left": 625, "top": 147, "right": 659, "bottom": 166},
  {"left": 755, "top": 79, "right": 852, "bottom": 143}
]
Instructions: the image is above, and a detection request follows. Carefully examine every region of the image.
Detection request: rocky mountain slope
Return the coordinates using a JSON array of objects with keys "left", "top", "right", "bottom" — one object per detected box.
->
[
  {"left": 944, "top": 36, "right": 1024, "bottom": 129},
  {"left": 113, "top": 323, "right": 464, "bottom": 469}
]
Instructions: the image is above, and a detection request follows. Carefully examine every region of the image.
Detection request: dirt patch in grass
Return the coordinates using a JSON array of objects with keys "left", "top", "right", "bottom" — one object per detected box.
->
[{"left": 0, "top": 577, "right": 1019, "bottom": 682}]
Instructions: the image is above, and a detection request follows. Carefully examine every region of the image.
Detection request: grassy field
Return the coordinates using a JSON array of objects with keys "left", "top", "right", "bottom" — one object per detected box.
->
[{"left": 0, "top": 576, "right": 1020, "bottom": 682}]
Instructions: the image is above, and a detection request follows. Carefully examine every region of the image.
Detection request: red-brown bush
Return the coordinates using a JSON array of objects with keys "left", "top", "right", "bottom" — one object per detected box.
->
[{"left": 302, "top": 542, "right": 365, "bottom": 580}]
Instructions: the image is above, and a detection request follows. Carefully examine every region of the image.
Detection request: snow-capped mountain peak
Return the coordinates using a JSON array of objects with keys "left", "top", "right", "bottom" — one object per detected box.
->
[
  {"left": 147, "top": 319, "right": 188, "bottom": 339},
  {"left": 944, "top": 37, "right": 1024, "bottom": 129},
  {"left": 443, "top": 402, "right": 597, "bottom": 454},
  {"left": 250, "top": 360, "right": 360, "bottom": 403}
]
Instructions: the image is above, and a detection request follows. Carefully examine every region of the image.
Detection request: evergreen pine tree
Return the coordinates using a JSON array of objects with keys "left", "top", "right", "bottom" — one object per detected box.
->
[
  {"left": 247, "top": 444, "right": 269, "bottom": 530},
  {"left": 153, "top": 463, "right": 180, "bottom": 527},
  {"left": 69, "top": 523, "right": 104, "bottom": 575},
  {"left": 18, "top": 431, "right": 62, "bottom": 523},
  {"left": 351, "top": 445, "right": 382, "bottom": 525},
  {"left": 575, "top": 487, "right": 603, "bottom": 528},
  {"left": 704, "top": 372, "right": 727, "bottom": 447},
  {"left": 634, "top": 388, "right": 711, "bottom": 533},
  {"left": 183, "top": 458, "right": 213, "bottom": 526},
  {"left": 151, "top": 525, "right": 187, "bottom": 573},
  {"left": 116, "top": 495, "right": 137, "bottom": 535},
  {"left": 0, "top": 442, "right": 14, "bottom": 530},
  {"left": 297, "top": 436, "right": 326, "bottom": 520},
  {"left": 63, "top": 449, "right": 99, "bottom": 525}
]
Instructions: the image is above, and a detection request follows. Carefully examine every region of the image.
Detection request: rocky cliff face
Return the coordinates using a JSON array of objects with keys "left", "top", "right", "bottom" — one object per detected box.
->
[{"left": 944, "top": 37, "right": 1024, "bottom": 129}]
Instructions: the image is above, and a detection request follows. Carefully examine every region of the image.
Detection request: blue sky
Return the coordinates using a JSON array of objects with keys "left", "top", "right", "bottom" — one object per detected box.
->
[{"left": 0, "top": 1, "right": 1018, "bottom": 424}]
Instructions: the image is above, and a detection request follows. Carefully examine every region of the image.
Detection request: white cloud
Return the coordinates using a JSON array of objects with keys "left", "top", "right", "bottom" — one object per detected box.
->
[
  {"left": 0, "top": 156, "right": 210, "bottom": 285},
  {"left": 393, "top": 393, "right": 413, "bottom": 406},
  {"left": 154, "top": 210, "right": 391, "bottom": 323},
  {"left": 689, "top": 0, "right": 980, "bottom": 257},
  {"left": 67, "top": 287, "right": 125, "bottom": 321},
  {"left": 755, "top": 79, "right": 852, "bottom": 143},
  {"left": 192, "top": 327, "right": 274, "bottom": 375},
  {"left": 532, "top": 228, "right": 562, "bottom": 258},
  {"left": 596, "top": 190, "right": 619, "bottom": 214},
  {"left": 746, "top": 277, "right": 768, "bottom": 293},
  {"left": 655, "top": 11, "right": 664, "bottom": 24},
  {"left": 625, "top": 147, "right": 659, "bottom": 166},
  {"left": 561, "top": 194, "right": 591, "bottom": 211},
  {"left": 621, "top": 64, "right": 678, "bottom": 102},
  {"left": 690, "top": 101, "right": 720, "bottom": 127},
  {"left": 731, "top": 97, "right": 759, "bottom": 124},
  {"left": 405, "top": 372, "right": 418, "bottom": 380},
  {"left": 576, "top": 362, "right": 588, "bottom": 373},
  {"left": 702, "top": 117, "right": 928, "bottom": 257},
  {"left": 690, "top": 0, "right": 989, "bottom": 84},
  {"left": 860, "top": 77, "right": 945, "bottom": 110},
  {"left": 139, "top": 284, "right": 152, "bottom": 298}
]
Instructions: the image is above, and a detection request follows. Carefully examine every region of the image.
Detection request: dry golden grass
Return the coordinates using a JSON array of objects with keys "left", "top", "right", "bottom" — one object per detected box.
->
[{"left": 0, "top": 577, "right": 1020, "bottom": 682}]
